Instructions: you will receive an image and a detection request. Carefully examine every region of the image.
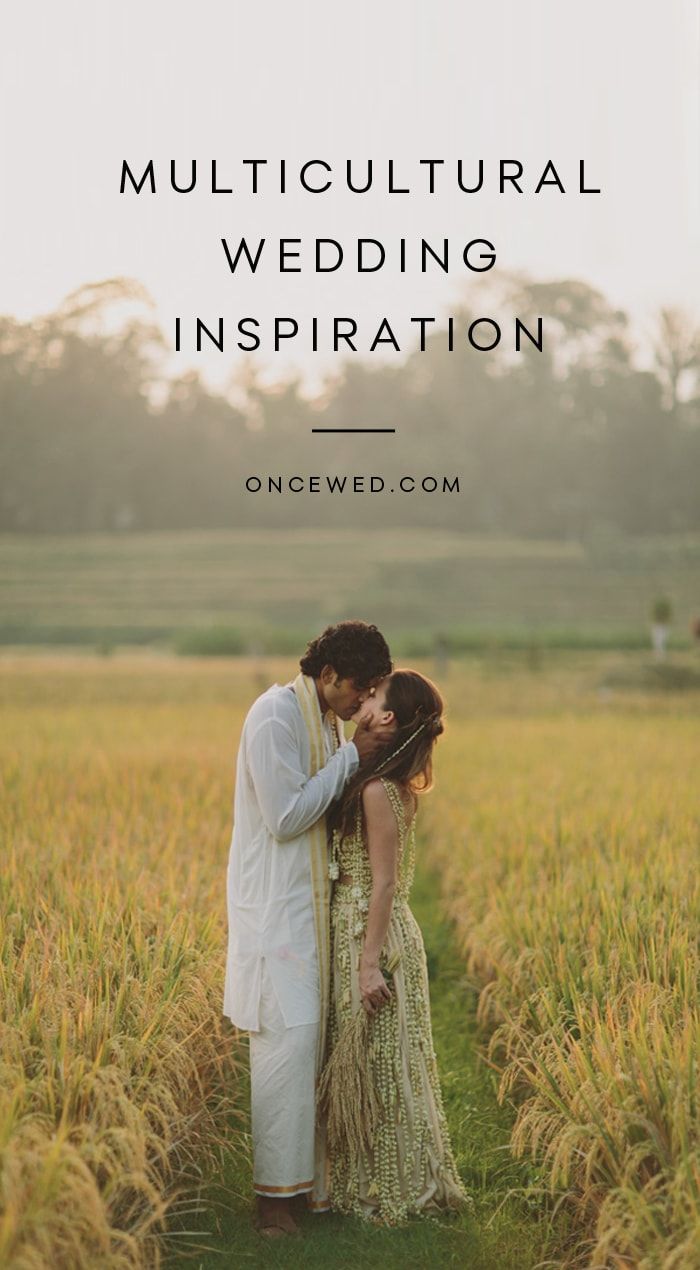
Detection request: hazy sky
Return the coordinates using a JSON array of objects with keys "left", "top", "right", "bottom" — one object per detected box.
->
[{"left": 2, "top": 0, "right": 698, "bottom": 392}]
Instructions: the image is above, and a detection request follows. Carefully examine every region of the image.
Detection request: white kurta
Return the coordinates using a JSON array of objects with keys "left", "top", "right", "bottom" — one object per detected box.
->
[{"left": 223, "top": 683, "right": 359, "bottom": 1032}]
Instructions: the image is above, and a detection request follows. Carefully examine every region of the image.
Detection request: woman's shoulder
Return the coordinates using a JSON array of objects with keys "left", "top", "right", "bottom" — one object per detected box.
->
[
  {"left": 365, "top": 777, "right": 417, "bottom": 823},
  {"left": 360, "top": 778, "right": 393, "bottom": 811}
]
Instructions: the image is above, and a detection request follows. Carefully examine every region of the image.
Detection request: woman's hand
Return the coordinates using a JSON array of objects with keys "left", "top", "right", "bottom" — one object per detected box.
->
[{"left": 359, "top": 956, "right": 392, "bottom": 1015}]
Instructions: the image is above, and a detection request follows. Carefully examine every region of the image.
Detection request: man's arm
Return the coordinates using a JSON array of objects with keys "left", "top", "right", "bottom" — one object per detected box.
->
[{"left": 246, "top": 715, "right": 359, "bottom": 842}]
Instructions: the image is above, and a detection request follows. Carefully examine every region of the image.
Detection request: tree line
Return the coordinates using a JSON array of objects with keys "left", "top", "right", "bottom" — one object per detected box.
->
[{"left": 1, "top": 275, "right": 698, "bottom": 537}]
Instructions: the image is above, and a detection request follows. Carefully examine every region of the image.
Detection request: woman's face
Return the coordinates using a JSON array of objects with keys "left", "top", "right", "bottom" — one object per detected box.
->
[{"left": 352, "top": 676, "right": 396, "bottom": 732}]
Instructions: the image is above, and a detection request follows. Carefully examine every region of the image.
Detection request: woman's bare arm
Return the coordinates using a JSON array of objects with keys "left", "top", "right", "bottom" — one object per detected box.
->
[{"left": 359, "top": 780, "right": 398, "bottom": 1014}]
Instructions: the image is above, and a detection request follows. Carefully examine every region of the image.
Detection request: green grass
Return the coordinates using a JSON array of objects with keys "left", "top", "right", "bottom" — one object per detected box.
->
[
  {"left": 160, "top": 853, "right": 571, "bottom": 1270},
  {"left": 1, "top": 528, "right": 699, "bottom": 652}
]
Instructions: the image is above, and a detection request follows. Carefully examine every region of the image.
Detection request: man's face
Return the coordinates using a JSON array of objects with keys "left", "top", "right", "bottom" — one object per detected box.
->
[
  {"left": 319, "top": 667, "right": 378, "bottom": 721},
  {"left": 351, "top": 677, "right": 396, "bottom": 733}
]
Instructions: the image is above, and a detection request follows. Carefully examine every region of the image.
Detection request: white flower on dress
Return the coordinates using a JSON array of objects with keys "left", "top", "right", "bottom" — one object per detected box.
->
[
  {"left": 351, "top": 885, "right": 362, "bottom": 900},
  {"left": 353, "top": 919, "right": 365, "bottom": 936},
  {"left": 358, "top": 897, "right": 369, "bottom": 912},
  {"left": 328, "top": 860, "right": 339, "bottom": 880}
]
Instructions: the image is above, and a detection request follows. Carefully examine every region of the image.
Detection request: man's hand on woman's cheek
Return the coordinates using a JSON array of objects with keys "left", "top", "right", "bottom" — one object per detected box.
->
[{"left": 352, "top": 703, "right": 375, "bottom": 727}]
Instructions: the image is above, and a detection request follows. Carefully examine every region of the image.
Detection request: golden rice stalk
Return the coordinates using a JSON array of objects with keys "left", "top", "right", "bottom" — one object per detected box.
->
[{"left": 317, "top": 1008, "right": 383, "bottom": 1160}]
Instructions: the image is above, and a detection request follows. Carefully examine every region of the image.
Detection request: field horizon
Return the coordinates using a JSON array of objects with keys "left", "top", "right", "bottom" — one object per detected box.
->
[{"left": 2, "top": 527, "right": 700, "bottom": 654}]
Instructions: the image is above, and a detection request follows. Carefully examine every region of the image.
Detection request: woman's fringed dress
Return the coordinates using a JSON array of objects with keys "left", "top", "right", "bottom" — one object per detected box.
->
[{"left": 324, "top": 777, "right": 469, "bottom": 1224}]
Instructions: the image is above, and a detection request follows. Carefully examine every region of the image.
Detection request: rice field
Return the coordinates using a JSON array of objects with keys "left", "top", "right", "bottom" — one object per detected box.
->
[
  {"left": 425, "top": 681, "right": 700, "bottom": 1267},
  {"left": 0, "top": 656, "right": 254, "bottom": 1268},
  {"left": 1, "top": 652, "right": 698, "bottom": 1267},
  {"left": 2, "top": 528, "right": 700, "bottom": 649}
]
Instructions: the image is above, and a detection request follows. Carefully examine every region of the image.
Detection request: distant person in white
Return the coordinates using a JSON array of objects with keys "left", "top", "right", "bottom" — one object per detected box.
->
[{"left": 223, "top": 621, "right": 393, "bottom": 1237}]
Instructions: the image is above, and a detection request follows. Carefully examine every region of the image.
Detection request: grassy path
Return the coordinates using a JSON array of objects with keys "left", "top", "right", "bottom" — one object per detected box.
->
[{"left": 162, "top": 856, "right": 570, "bottom": 1269}]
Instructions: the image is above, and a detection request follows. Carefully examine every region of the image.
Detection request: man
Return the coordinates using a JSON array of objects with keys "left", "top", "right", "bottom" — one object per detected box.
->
[{"left": 223, "top": 621, "right": 393, "bottom": 1236}]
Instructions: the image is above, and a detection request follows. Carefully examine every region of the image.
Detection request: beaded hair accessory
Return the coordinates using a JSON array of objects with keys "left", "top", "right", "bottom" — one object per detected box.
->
[
  {"left": 374, "top": 723, "right": 425, "bottom": 772},
  {"left": 374, "top": 713, "right": 442, "bottom": 772}
]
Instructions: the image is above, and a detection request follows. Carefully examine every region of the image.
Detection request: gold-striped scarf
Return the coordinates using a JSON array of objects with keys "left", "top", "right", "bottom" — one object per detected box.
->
[{"left": 292, "top": 671, "right": 341, "bottom": 1073}]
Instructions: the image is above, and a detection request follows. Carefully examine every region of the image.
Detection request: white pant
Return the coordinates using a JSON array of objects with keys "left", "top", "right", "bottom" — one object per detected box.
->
[{"left": 249, "top": 960, "right": 319, "bottom": 1198}]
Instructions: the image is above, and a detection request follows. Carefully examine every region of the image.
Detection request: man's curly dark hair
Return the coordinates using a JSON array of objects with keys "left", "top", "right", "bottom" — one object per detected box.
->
[{"left": 299, "top": 621, "right": 392, "bottom": 686}]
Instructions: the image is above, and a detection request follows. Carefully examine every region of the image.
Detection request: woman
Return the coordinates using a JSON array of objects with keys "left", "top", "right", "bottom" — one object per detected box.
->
[{"left": 320, "top": 669, "right": 470, "bottom": 1224}]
